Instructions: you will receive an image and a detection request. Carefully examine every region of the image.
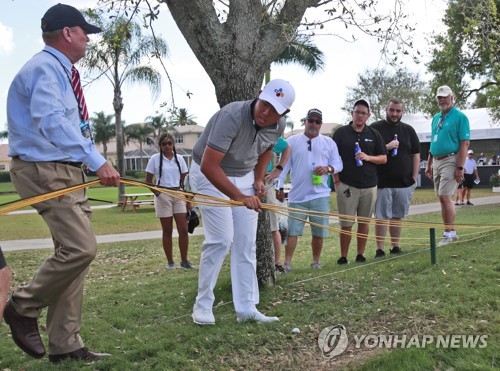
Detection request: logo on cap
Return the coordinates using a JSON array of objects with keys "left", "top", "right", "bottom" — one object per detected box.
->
[{"left": 274, "top": 88, "right": 285, "bottom": 98}]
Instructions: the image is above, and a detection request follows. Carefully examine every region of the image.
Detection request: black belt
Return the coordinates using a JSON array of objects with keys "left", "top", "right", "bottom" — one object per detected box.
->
[
  {"left": 12, "top": 157, "right": 82, "bottom": 168},
  {"left": 433, "top": 152, "right": 456, "bottom": 160},
  {"left": 54, "top": 161, "right": 83, "bottom": 168}
]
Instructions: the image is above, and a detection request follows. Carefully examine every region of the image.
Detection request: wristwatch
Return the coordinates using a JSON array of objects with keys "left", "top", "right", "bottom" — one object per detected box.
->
[
  {"left": 275, "top": 164, "right": 283, "bottom": 171},
  {"left": 456, "top": 166, "right": 464, "bottom": 170},
  {"left": 327, "top": 166, "right": 333, "bottom": 173}
]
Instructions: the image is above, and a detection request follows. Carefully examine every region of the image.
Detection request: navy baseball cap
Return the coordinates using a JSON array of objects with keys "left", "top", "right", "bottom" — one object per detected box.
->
[
  {"left": 306, "top": 108, "right": 323, "bottom": 119},
  {"left": 41, "top": 3, "right": 102, "bottom": 34}
]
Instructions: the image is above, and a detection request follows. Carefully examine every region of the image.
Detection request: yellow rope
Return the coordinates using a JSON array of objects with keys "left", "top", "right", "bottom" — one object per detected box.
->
[{"left": 1, "top": 178, "right": 499, "bottom": 246}]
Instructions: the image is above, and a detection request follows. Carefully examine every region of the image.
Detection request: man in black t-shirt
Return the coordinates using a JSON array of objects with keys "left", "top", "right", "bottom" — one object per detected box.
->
[
  {"left": 332, "top": 99, "right": 387, "bottom": 264},
  {"left": 371, "top": 99, "right": 420, "bottom": 258}
]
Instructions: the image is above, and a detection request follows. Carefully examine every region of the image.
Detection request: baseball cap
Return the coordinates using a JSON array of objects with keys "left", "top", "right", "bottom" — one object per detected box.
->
[
  {"left": 467, "top": 150, "right": 474, "bottom": 154},
  {"left": 353, "top": 99, "right": 370, "bottom": 111},
  {"left": 436, "top": 85, "right": 453, "bottom": 98},
  {"left": 41, "top": 3, "right": 102, "bottom": 34},
  {"left": 259, "top": 79, "right": 295, "bottom": 115},
  {"left": 306, "top": 108, "right": 322, "bottom": 120}
]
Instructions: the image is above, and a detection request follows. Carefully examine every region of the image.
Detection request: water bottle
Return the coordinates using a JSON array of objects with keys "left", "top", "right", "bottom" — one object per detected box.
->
[
  {"left": 354, "top": 142, "right": 363, "bottom": 166},
  {"left": 391, "top": 134, "right": 398, "bottom": 157},
  {"left": 312, "top": 162, "right": 322, "bottom": 185}
]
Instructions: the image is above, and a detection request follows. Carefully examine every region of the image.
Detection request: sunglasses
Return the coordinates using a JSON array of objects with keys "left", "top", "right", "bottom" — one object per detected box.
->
[
  {"left": 437, "top": 115, "right": 446, "bottom": 132},
  {"left": 344, "top": 188, "right": 351, "bottom": 198},
  {"left": 161, "top": 141, "right": 173, "bottom": 146},
  {"left": 307, "top": 139, "right": 312, "bottom": 151},
  {"left": 307, "top": 118, "right": 322, "bottom": 125}
]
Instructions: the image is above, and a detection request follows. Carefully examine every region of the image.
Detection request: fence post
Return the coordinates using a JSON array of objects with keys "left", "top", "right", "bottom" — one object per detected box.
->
[{"left": 430, "top": 228, "right": 436, "bottom": 265}]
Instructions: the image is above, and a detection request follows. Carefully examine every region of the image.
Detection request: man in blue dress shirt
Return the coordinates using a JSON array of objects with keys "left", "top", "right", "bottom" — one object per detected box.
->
[{"left": 5, "top": 3, "right": 120, "bottom": 363}]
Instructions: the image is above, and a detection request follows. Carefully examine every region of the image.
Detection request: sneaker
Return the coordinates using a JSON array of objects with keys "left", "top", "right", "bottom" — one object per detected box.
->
[
  {"left": 310, "top": 262, "right": 321, "bottom": 269},
  {"left": 337, "top": 256, "right": 348, "bottom": 265},
  {"left": 466, "top": 201, "right": 473, "bottom": 205},
  {"left": 437, "top": 235, "right": 453, "bottom": 247},
  {"left": 166, "top": 261, "right": 176, "bottom": 270},
  {"left": 460, "top": 202, "right": 465, "bottom": 206},
  {"left": 374, "top": 249, "right": 386, "bottom": 258},
  {"left": 237, "top": 310, "right": 279, "bottom": 324},
  {"left": 454, "top": 202, "right": 460, "bottom": 206},
  {"left": 192, "top": 304, "right": 215, "bottom": 325},
  {"left": 180, "top": 260, "right": 195, "bottom": 269},
  {"left": 451, "top": 234, "right": 459, "bottom": 242},
  {"left": 389, "top": 246, "right": 402, "bottom": 254},
  {"left": 275, "top": 264, "right": 286, "bottom": 273},
  {"left": 283, "top": 263, "right": 293, "bottom": 273},
  {"left": 355, "top": 254, "right": 366, "bottom": 263}
]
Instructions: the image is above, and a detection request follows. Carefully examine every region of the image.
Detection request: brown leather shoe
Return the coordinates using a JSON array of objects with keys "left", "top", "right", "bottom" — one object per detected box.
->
[
  {"left": 49, "top": 347, "right": 111, "bottom": 363},
  {"left": 4, "top": 301, "right": 45, "bottom": 358}
]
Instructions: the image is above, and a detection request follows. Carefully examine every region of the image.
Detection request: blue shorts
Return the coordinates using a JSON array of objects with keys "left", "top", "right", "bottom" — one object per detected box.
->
[{"left": 288, "top": 196, "right": 331, "bottom": 238}]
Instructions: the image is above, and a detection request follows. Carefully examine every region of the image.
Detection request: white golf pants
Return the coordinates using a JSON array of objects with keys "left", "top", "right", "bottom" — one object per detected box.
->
[{"left": 190, "top": 162, "right": 259, "bottom": 316}]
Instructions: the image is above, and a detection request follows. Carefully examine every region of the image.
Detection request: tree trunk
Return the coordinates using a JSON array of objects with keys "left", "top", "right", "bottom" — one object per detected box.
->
[
  {"left": 164, "top": 0, "right": 318, "bottom": 287},
  {"left": 114, "top": 85, "right": 125, "bottom": 201},
  {"left": 256, "top": 195, "right": 275, "bottom": 289}
]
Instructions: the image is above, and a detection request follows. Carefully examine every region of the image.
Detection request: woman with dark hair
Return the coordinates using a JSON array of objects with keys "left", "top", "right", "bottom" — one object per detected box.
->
[{"left": 145, "top": 133, "right": 194, "bottom": 270}]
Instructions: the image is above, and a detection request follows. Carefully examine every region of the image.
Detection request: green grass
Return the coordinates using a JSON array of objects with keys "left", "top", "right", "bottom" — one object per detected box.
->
[
  {"left": 0, "top": 181, "right": 147, "bottom": 206},
  {"left": 1, "top": 188, "right": 498, "bottom": 241},
  {"left": 0, "top": 201, "right": 499, "bottom": 369},
  {"left": 1, "top": 180, "right": 497, "bottom": 208}
]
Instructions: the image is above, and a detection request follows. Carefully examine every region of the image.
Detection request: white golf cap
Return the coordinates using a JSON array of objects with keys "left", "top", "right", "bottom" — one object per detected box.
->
[
  {"left": 467, "top": 149, "right": 474, "bottom": 154},
  {"left": 436, "top": 85, "right": 453, "bottom": 98},
  {"left": 259, "top": 79, "right": 295, "bottom": 114}
]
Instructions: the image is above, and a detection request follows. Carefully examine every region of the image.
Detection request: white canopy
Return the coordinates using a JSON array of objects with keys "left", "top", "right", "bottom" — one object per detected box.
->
[{"left": 402, "top": 108, "right": 500, "bottom": 143}]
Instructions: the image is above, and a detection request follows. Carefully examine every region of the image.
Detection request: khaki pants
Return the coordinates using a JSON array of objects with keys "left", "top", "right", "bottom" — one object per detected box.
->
[{"left": 9, "top": 158, "right": 97, "bottom": 355}]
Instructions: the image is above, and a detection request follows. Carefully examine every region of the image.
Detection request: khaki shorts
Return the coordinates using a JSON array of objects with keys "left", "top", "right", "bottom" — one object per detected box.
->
[
  {"left": 336, "top": 182, "right": 377, "bottom": 228},
  {"left": 266, "top": 186, "right": 279, "bottom": 232},
  {"left": 154, "top": 193, "right": 187, "bottom": 218},
  {"left": 433, "top": 154, "right": 459, "bottom": 196}
]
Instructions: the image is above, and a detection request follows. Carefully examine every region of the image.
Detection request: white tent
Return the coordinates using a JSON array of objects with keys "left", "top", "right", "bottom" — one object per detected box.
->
[{"left": 403, "top": 108, "right": 500, "bottom": 143}]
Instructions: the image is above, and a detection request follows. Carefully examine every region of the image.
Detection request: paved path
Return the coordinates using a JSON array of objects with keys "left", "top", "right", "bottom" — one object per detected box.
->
[{"left": 2, "top": 196, "right": 499, "bottom": 252}]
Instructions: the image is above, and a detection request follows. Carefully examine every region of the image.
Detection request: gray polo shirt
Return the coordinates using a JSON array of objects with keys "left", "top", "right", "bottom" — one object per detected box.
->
[{"left": 192, "top": 100, "right": 285, "bottom": 177}]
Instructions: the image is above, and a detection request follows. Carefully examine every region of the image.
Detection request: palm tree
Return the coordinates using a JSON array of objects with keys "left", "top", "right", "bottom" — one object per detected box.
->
[
  {"left": 171, "top": 108, "right": 197, "bottom": 126},
  {"left": 124, "top": 124, "right": 154, "bottom": 170},
  {"left": 284, "top": 114, "right": 295, "bottom": 134},
  {"left": 81, "top": 12, "right": 168, "bottom": 200},
  {"left": 265, "top": 33, "right": 325, "bottom": 84},
  {"left": 91, "top": 111, "right": 115, "bottom": 160},
  {"left": 144, "top": 113, "right": 177, "bottom": 140},
  {"left": 0, "top": 130, "right": 7, "bottom": 140}
]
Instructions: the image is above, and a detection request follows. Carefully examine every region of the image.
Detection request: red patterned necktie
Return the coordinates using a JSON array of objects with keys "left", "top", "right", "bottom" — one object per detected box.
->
[{"left": 71, "top": 66, "right": 89, "bottom": 121}]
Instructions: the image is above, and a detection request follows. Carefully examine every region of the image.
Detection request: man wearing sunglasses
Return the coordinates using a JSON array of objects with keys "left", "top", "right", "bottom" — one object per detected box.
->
[
  {"left": 424, "top": 85, "right": 470, "bottom": 246},
  {"left": 332, "top": 99, "right": 387, "bottom": 265},
  {"left": 189, "top": 79, "right": 295, "bottom": 325},
  {"left": 276, "top": 109, "right": 343, "bottom": 271}
]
